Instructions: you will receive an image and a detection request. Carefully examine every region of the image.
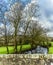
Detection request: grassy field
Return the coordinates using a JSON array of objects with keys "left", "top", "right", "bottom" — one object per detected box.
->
[
  {"left": 0, "top": 44, "right": 31, "bottom": 54},
  {"left": 48, "top": 42, "right": 53, "bottom": 54},
  {"left": 48, "top": 47, "right": 53, "bottom": 54},
  {"left": 0, "top": 42, "right": 53, "bottom": 54}
]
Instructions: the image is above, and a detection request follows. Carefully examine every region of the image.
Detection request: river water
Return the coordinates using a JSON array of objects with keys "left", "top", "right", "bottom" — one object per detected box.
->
[{"left": 23, "top": 46, "right": 48, "bottom": 54}]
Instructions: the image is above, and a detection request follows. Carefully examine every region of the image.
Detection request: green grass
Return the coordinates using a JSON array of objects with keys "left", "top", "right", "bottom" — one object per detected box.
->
[
  {"left": 48, "top": 42, "right": 53, "bottom": 54},
  {"left": 50, "top": 42, "right": 53, "bottom": 46},
  {"left": 0, "top": 44, "right": 31, "bottom": 54},
  {"left": 48, "top": 47, "right": 53, "bottom": 54},
  {"left": 0, "top": 46, "right": 14, "bottom": 54},
  {"left": 0, "top": 42, "right": 53, "bottom": 54}
]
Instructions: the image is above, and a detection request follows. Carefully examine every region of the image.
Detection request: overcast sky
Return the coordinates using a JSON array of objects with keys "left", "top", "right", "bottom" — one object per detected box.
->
[
  {"left": 38, "top": 0, "right": 53, "bottom": 37},
  {"left": 22, "top": 0, "right": 53, "bottom": 37}
]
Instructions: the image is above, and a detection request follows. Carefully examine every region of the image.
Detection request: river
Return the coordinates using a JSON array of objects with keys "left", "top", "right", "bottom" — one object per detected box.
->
[{"left": 23, "top": 45, "right": 48, "bottom": 54}]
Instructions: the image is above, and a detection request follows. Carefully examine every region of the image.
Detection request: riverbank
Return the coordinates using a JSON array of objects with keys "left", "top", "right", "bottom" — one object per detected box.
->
[{"left": 0, "top": 42, "right": 53, "bottom": 54}]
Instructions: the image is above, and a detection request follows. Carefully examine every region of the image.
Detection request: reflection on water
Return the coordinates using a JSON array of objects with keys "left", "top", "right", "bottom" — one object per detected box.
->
[
  {"left": 36, "top": 46, "right": 48, "bottom": 54},
  {"left": 24, "top": 46, "right": 48, "bottom": 54}
]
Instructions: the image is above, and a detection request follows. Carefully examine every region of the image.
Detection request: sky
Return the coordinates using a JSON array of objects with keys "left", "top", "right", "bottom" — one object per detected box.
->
[
  {"left": 38, "top": 0, "right": 53, "bottom": 37},
  {"left": 0, "top": 0, "right": 53, "bottom": 37}
]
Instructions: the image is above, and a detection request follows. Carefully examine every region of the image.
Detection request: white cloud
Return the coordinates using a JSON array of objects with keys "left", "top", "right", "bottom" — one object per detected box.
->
[
  {"left": 28, "top": 0, "right": 53, "bottom": 37},
  {"left": 0, "top": 24, "right": 4, "bottom": 28},
  {"left": 39, "top": 20, "right": 52, "bottom": 29},
  {"left": 49, "top": 0, "right": 53, "bottom": 6},
  {"left": 49, "top": 15, "right": 53, "bottom": 21},
  {"left": 47, "top": 31, "right": 53, "bottom": 37},
  {"left": 38, "top": 0, "right": 53, "bottom": 29},
  {"left": 24, "top": 0, "right": 53, "bottom": 30},
  {"left": 38, "top": 8, "right": 53, "bottom": 29},
  {"left": 31, "top": 0, "right": 37, "bottom": 4},
  {"left": 32, "top": 17, "right": 38, "bottom": 21},
  {"left": 39, "top": 0, "right": 53, "bottom": 10}
]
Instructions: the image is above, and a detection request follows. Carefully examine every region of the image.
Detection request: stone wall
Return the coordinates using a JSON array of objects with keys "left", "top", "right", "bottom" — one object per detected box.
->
[{"left": 0, "top": 54, "right": 53, "bottom": 65}]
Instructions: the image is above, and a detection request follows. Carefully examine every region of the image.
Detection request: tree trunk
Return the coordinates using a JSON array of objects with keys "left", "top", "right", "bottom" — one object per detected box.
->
[
  {"left": 5, "top": 36, "right": 9, "bottom": 54},
  {"left": 14, "top": 25, "right": 18, "bottom": 53},
  {"left": 20, "top": 44, "right": 22, "bottom": 53},
  {"left": 19, "top": 38, "right": 22, "bottom": 53},
  {"left": 4, "top": 33, "right": 9, "bottom": 54},
  {"left": 4, "top": 21, "right": 9, "bottom": 54}
]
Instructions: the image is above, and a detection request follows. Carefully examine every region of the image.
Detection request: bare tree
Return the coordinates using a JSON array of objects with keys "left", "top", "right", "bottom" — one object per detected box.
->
[
  {"left": 21, "top": 1, "right": 40, "bottom": 51},
  {"left": 5, "top": 2, "right": 23, "bottom": 53},
  {"left": 17, "top": 0, "right": 40, "bottom": 53},
  {"left": 4, "top": 0, "right": 49, "bottom": 54},
  {"left": 21, "top": 0, "right": 48, "bottom": 53}
]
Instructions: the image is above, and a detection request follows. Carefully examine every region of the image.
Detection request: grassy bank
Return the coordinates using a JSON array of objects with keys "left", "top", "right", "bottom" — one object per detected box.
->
[
  {"left": 48, "top": 42, "right": 53, "bottom": 54},
  {"left": 0, "top": 42, "right": 53, "bottom": 54},
  {"left": 0, "top": 44, "right": 31, "bottom": 54}
]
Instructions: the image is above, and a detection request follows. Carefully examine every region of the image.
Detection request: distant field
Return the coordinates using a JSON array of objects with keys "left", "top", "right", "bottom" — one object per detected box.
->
[{"left": 0, "top": 44, "right": 31, "bottom": 54}]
